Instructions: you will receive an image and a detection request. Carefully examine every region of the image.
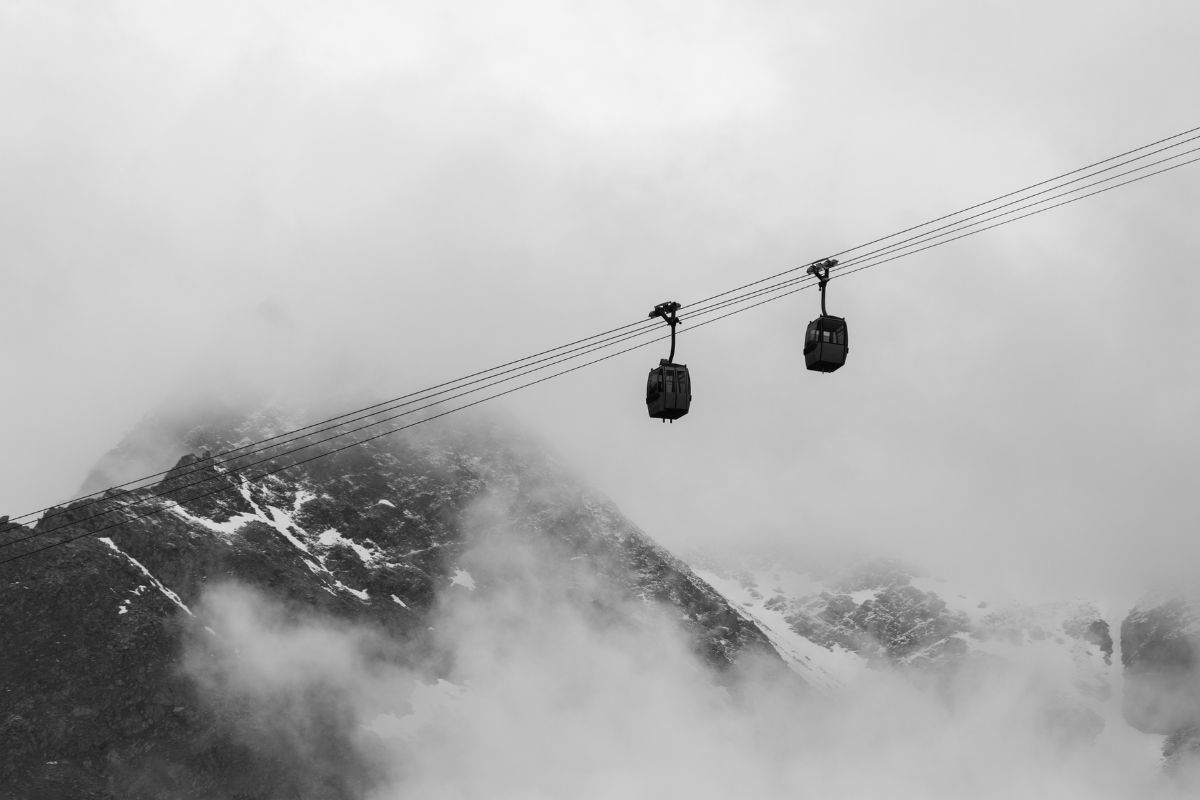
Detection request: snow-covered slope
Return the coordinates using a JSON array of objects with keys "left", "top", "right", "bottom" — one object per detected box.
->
[{"left": 688, "top": 552, "right": 1119, "bottom": 742}]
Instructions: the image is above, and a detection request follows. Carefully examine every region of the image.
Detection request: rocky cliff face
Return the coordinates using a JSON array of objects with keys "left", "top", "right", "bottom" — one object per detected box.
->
[
  {"left": 1122, "top": 595, "right": 1200, "bottom": 772},
  {"left": 8, "top": 399, "right": 1193, "bottom": 797},
  {"left": 691, "top": 553, "right": 1115, "bottom": 744},
  {"left": 0, "top": 410, "right": 779, "bottom": 799}
]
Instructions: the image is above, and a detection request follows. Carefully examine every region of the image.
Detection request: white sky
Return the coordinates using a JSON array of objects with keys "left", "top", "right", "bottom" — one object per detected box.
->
[{"left": 1, "top": 0, "right": 1198, "bottom": 601}]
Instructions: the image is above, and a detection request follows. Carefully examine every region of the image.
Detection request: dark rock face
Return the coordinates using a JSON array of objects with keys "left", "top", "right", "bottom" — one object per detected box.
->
[
  {"left": 1164, "top": 726, "right": 1200, "bottom": 775},
  {"left": 768, "top": 560, "right": 1114, "bottom": 678},
  {"left": 765, "top": 559, "right": 972, "bottom": 665},
  {"left": 1122, "top": 598, "right": 1200, "bottom": 734},
  {"left": 0, "top": 413, "right": 780, "bottom": 799},
  {"left": 1121, "top": 596, "right": 1200, "bottom": 772},
  {"left": 846, "top": 584, "right": 971, "bottom": 664},
  {"left": 694, "top": 552, "right": 1114, "bottom": 749},
  {"left": 1076, "top": 619, "right": 1114, "bottom": 665}
]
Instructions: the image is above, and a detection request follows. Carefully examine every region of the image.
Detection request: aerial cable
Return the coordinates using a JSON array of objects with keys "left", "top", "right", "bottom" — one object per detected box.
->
[
  {"left": 679, "top": 139, "right": 1200, "bottom": 317},
  {"left": 3, "top": 128, "right": 1198, "bottom": 562},
  {"left": 681, "top": 124, "right": 1200, "bottom": 313},
  {"left": 7, "top": 138, "right": 1198, "bottom": 545},
  {"left": 0, "top": 313, "right": 663, "bottom": 526},
  {"left": 12, "top": 123, "right": 1198, "bottom": 531},
  {"left": 826, "top": 123, "right": 1200, "bottom": 261},
  {"left": 689, "top": 142, "right": 1200, "bottom": 309},
  {"left": 0, "top": 329, "right": 691, "bottom": 567},
  {"left": 0, "top": 319, "right": 676, "bottom": 550},
  {"left": 657, "top": 137, "right": 1200, "bottom": 328},
  {"left": 680, "top": 140, "right": 1200, "bottom": 320},
  {"left": 826, "top": 150, "right": 1200, "bottom": 286},
  {"left": 689, "top": 151, "right": 1200, "bottom": 326},
  {"left": 11, "top": 286, "right": 820, "bottom": 547},
  {"left": 824, "top": 141, "right": 1200, "bottom": 279},
  {"left": 12, "top": 249, "right": 903, "bottom": 553},
  {"left": 609, "top": 148, "right": 1200, "bottom": 379},
  {"left": 8, "top": 269, "right": 837, "bottom": 552},
  {"left": 6, "top": 144, "right": 1198, "bottom": 554}
]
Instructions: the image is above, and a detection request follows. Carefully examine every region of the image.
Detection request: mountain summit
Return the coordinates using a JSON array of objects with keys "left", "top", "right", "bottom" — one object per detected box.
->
[
  {"left": 4, "top": 404, "right": 1196, "bottom": 798},
  {"left": 0, "top": 408, "right": 780, "bottom": 798}
]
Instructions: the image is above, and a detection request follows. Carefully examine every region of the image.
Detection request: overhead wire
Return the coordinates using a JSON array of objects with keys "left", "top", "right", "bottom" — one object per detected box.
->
[
  {"left": 691, "top": 152, "right": 1200, "bottom": 325},
  {"left": 0, "top": 319, "right": 671, "bottom": 550},
  {"left": 3, "top": 128, "right": 1198, "bottom": 565},
  {"left": 18, "top": 126, "right": 1199, "bottom": 535},
  {"left": 0, "top": 314, "right": 662, "bottom": 525},
  {"left": 24, "top": 122, "right": 1200, "bottom": 537},
  {"left": 5, "top": 139, "right": 1197, "bottom": 557},
  {"left": 828, "top": 141, "right": 1200, "bottom": 276},
  {"left": 701, "top": 141, "right": 1200, "bottom": 310},
  {"left": 5, "top": 133, "right": 1197, "bottom": 551},
  {"left": 0, "top": 332, "right": 692, "bottom": 566},
  {"left": 676, "top": 123, "right": 1200, "bottom": 311},
  {"left": 826, "top": 124, "right": 1200, "bottom": 261}
]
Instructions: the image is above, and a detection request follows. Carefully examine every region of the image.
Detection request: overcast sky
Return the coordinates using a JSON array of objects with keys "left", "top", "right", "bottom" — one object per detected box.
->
[{"left": 2, "top": 0, "right": 1198, "bottom": 602}]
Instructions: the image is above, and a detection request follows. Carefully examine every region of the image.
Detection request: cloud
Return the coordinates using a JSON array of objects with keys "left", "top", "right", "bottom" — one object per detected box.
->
[
  {"left": 182, "top": 503, "right": 1191, "bottom": 799},
  {"left": 4, "top": 0, "right": 1200, "bottom": 609}
]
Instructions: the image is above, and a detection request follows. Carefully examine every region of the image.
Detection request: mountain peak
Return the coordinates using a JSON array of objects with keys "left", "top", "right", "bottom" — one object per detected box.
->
[{"left": 0, "top": 410, "right": 786, "bottom": 797}]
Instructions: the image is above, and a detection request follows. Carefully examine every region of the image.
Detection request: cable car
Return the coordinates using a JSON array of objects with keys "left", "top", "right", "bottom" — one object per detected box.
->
[
  {"left": 805, "top": 315, "right": 848, "bottom": 372},
  {"left": 804, "top": 259, "right": 848, "bottom": 373},
  {"left": 646, "top": 301, "right": 691, "bottom": 422}
]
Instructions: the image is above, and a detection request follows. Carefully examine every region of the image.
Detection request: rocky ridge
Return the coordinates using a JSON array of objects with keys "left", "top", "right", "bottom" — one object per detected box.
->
[
  {"left": 1122, "top": 594, "right": 1200, "bottom": 773},
  {"left": 4, "top": 399, "right": 1197, "bottom": 796},
  {"left": 0, "top": 409, "right": 779, "bottom": 799},
  {"left": 691, "top": 553, "right": 1116, "bottom": 743}
]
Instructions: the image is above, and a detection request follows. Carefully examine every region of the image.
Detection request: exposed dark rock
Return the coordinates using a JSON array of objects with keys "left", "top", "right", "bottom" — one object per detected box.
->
[
  {"left": 1121, "top": 597, "right": 1200, "bottom": 736},
  {"left": 1121, "top": 595, "right": 1200, "bottom": 776},
  {"left": 1164, "top": 726, "right": 1200, "bottom": 775},
  {"left": 157, "top": 454, "right": 255, "bottom": 522},
  {"left": 0, "top": 412, "right": 783, "bottom": 799},
  {"left": 774, "top": 562, "right": 970, "bottom": 666},
  {"left": 847, "top": 584, "right": 970, "bottom": 664},
  {"left": 1060, "top": 610, "right": 1114, "bottom": 665}
]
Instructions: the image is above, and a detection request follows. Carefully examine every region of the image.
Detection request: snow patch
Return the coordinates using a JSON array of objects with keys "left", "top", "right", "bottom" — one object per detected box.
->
[
  {"left": 292, "top": 488, "right": 316, "bottom": 513},
  {"left": 693, "top": 567, "right": 867, "bottom": 690},
  {"left": 317, "top": 528, "right": 380, "bottom": 565},
  {"left": 265, "top": 505, "right": 310, "bottom": 553},
  {"left": 168, "top": 504, "right": 258, "bottom": 536},
  {"left": 391, "top": 594, "right": 409, "bottom": 608},
  {"left": 376, "top": 499, "right": 396, "bottom": 508},
  {"left": 99, "top": 538, "right": 193, "bottom": 617},
  {"left": 849, "top": 589, "right": 878, "bottom": 604},
  {"left": 335, "top": 581, "right": 369, "bottom": 601},
  {"left": 450, "top": 568, "right": 476, "bottom": 591}
]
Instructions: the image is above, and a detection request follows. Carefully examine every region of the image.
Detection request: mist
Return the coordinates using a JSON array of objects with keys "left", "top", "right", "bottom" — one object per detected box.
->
[
  {"left": 180, "top": 498, "right": 1188, "bottom": 799},
  {"left": 3, "top": 1, "right": 1200, "bottom": 614}
]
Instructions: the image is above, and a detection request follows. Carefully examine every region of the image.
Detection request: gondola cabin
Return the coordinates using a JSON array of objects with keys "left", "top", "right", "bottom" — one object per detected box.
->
[
  {"left": 646, "top": 359, "right": 691, "bottom": 421},
  {"left": 804, "top": 315, "right": 848, "bottom": 372}
]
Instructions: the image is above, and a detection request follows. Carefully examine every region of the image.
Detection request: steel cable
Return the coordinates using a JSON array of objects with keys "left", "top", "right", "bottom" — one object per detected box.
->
[{"left": 2, "top": 130, "right": 1197, "bottom": 564}]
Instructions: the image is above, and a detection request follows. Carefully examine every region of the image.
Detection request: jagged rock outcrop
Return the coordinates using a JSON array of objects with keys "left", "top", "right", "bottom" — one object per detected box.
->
[
  {"left": 748, "top": 558, "right": 973, "bottom": 666},
  {"left": 1122, "top": 595, "right": 1200, "bottom": 773},
  {"left": 691, "top": 552, "right": 1114, "bottom": 742},
  {"left": 1164, "top": 726, "right": 1200, "bottom": 775},
  {"left": 0, "top": 412, "right": 780, "bottom": 799}
]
